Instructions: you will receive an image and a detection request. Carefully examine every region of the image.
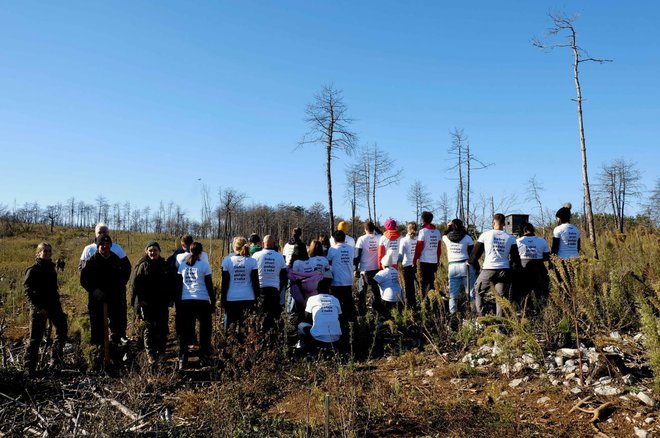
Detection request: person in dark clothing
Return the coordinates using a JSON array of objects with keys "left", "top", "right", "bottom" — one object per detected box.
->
[
  {"left": 167, "top": 234, "right": 193, "bottom": 270},
  {"left": 131, "top": 241, "right": 177, "bottom": 364},
  {"left": 80, "top": 235, "right": 132, "bottom": 363},
  {"left": 515, "top": 223, "right": 551, "bottom": 307},
  {"left": 283, "top": 227, "right": 307, "bottom": 267},
  {"left": 23, "top": 242, "right": 68, "bottom": 375},
  {"left": 248, "top": 233, "right": 263, "bottom": 256}
]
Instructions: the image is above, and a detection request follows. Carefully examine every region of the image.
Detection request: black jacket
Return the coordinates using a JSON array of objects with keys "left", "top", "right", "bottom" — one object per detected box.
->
[
  {"left": 131, "top": 256, "right": 177, "bottom": 307},
  {"left": 24, "top": 259, "right": 60, "bottom": 309},
  {"left": 80, "top": 252, "right": 131, "bottom": 302}
]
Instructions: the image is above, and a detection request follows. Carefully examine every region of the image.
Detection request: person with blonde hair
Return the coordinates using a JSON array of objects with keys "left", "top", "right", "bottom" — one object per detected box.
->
[
  {"left": 24, "top": 242, "right": 68, "bottom": 375},
  {"left": 399, "top": 222, "right": 418, "bottom": 307},
  {"left": 221, "top": 236, "right": 260, "bottom": 331}
]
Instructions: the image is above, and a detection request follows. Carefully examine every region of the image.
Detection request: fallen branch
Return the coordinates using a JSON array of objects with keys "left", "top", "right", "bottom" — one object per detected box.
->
[{"left": 91, "top": 392, "right": 138, "bottom": 421}]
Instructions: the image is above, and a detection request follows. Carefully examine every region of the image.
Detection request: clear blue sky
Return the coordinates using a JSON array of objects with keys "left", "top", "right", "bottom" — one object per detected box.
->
[{"left": 1, "top": 1, "right": 658, "bottom": 226}]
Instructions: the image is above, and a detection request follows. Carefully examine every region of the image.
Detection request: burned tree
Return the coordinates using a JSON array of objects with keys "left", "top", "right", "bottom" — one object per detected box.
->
[
  {"left": 597, "top": 159, "right": 642, "bottom": 233},
  {"left": 299, "top": 85, "right": 357, "bottom": 231},
  {"left": 533, "top": 12, "right": 612, "bottom": 259}
]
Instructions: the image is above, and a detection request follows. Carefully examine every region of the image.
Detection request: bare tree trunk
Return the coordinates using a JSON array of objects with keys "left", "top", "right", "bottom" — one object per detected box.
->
[
  {"left": 326, "top": 133, "right": 335, "bottom": 232},
  {"left": 572, "top": 33, "right": 599, "bottom": 259},
  {"left": 466, "top": 142, "right": 471, "bottom": 228}
]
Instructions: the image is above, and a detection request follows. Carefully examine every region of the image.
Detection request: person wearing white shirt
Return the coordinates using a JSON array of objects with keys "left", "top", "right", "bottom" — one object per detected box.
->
[
  {"left": 176, "top": 242, "right": 215, "bottom": 369},
  {"left": 354, "top": 221, "right": 382, "bottom": 314},
  {"left": 468, "top": 214, "right": 521, "bottom": 317},
  {"left": 221, "top": 237, "right": 260, "bottom": 332},
  {"left": 516, "top": 223, "right": 550, "bottom": 305},
  {"left": 374, "top": 249, "right": 404, "bottom": 319},
  {"left": 252, "top": 235, "right": 288, "bottom": 332},
  {"left": 329, "top": 221, "right": 356, "bottom": 248},
  {"left": 442, "top": 219, "right": 476, "bottom": 315},
  {"left": 78, "top": 222, "right": 131, "bottom": 344},
  {"left": 551, "top": 203, "right": 581, "bottom": 260},
  {"left": 297, "top": 292, "right": 343, "bottom": 348},
  {"left": 413, "top": 211, "right": 442, "bottom": 297},
  {"left": 399, "top": 222, "right": 419, "bottom": 307},
  {"left": 326, "top": 231, "right": 356, "bottom": 321}
]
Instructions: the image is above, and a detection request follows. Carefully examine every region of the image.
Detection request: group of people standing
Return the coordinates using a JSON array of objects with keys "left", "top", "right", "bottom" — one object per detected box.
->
[{"left": 22, "top": 203, "right": 580, "bottom": 373}]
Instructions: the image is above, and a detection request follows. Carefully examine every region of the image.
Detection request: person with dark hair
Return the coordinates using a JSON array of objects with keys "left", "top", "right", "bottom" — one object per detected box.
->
[
  {"left": 516, "top": 223, "right": 551, "bottom": 305},
  {"left": 468, "top": 214, "right": 520, "bottom": 317},
  {"left": 167, "top": 234, "right": 193, "bottom": 270},
  {"left": 399, "top": 222, "right": 419, "bottom": 307},
  {"left": 79, "top": 223, "right": 131, "bottom": 345},
  {"left": 24, "top": 242, "right": 68, "bottom": 375},
  {"left": 176, "top": 241, "right": 216, "bottom": 369},
  {"left": 131, "top": 241, "right": 177, "bottom": 364},
  {"left": 413, "top": 211, "right": 442, "bottom": 296},
  {"left": 378, "top": 219, "right": 401, "bottom": 270},
  {"left": 326, "top": 230, "right": 356, "bottom": 321},
  {"left": 329, "top": 221, "right": 355, "bottom": 248},
  {"left": 308, "top": 239, "right": 332, "bottom": 292},
  {"left": 318, "top": 233, "right": 331, "bottom": 256},
  {"left": 173, "top": 234, "right": 209, "bottom": 269},
  {"left": 252, "top": 235, "right": 287, "bottom": 331},
  {"left": 283, "top": 227, "right": 307, "bottom": 267},
  {"left": 221, "top": 237, "right": 260, "bottom": 332},
  {"left": 248, "top": 234, "right": 263, "bottom": 256},
  {"left": 297, "top": 288, "right": 343, "bottom": 350},
  {"left": 355, "top": 221, "right": 382, "bottom": 314},
  {"left": 442, "top": 219, "right": 476, "bottom": 315},
  {"left": 551, "top": 203, "right": 580, "bottom": 259},
  {"left": 80, "top": 235, "right": 132, "bottom": 366}
]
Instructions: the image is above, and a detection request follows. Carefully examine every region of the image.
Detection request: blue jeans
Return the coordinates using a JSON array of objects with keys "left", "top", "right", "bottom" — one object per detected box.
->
[{"left": 447, "top": 262, "right": 476, "bottom": 314}]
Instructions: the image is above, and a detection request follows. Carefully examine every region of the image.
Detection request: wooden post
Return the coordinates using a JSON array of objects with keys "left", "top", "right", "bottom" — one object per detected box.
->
[
  {"left": 323, "top": 393, "right": 330, "bottom": 438},
  {"left": 103, "top": 303, "right": 111, "bottom": 366}
]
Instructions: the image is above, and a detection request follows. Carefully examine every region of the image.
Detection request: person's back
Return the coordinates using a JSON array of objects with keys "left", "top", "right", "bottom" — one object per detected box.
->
[
  {"left": 327, "top": 243, "right": 354, "bottom": 286},
  {"left": 305, "top": 293, "right": 342, "bottom": 343},
  {"left": 479, "top": 229, "right": 516, "bottom": 270},
  {"left": 553, "top": 223, "right": 580, "bottom": 259},
  {"left": 178, "top": 257, "right": 212, "bottom": 301},
  {"left": 253, "top": 248, "right": 286, "bottom": 289},
  {"left": 517, "top": 235, "right": 550, "bottom": 264},
  {"left": 355, "top": 233, "right": 379, "bottom": 272},
  {"left": 221, "top": 253, "right": 258, "bottom": 301}
]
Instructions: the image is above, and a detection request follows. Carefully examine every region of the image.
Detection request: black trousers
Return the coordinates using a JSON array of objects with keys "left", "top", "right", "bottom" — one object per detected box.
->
[
  {"left": 419, "top": 262, "right": 438, "bottom": 296},
  {"left": 331, "top": 285, "right": 355, "bottom": 322},
  {"left": 88, "top": 295, "right": 125, "bottom": 346},
  {"left": 141, "top": 303, "right": 169, "bottom": 357},
  {"left": 517, "top": 260, "right": 549, "bottom": 302},
  {"left": 176, "top": 300, "right": 212, "bottom": 359},
  {"left": 358, "top": 270, "right": 382, "bottom": 313},
  {"left": 25, "top": 303, "right": 68, "bottom": 370},
  {"left": 403, "top": 265, "right": 417, "bottom": 308},
  {"left": 260, "top": 287, "right": 282, "bottom": 332},
  {"left": 223, "top": 300, "right": 255, "bottom": 331}
]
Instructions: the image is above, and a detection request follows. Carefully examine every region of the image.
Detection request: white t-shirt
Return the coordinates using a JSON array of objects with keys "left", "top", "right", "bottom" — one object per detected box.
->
[
  {"left": 379, "top": 234, "right": 401, "bottom": 254},
  {"left": 326, "top": 243, "right": 354, "bottom": 286},
  {"left": 516, "top": 236, "right": 550, "bottom": 260},
  {"left": 305, "top": 294, "right": 342, "bottom": 343},
  {"left": 252, "top": 249, "right": 286, "bottom": 289},
  {"left": 399, "top": 235, "right": 418, "bottom": 268},
  {"left": 307, "top": 255, "right": 330, "bottom": 275},
  {"left": 282, "top": 243, "right": 295, "bottom": 265},
  {"left": 373, "top": 267, "right": 404, "bottom": 303},
  {"left": 553, "top": 223, "right": 580, "bottom": 259},
  {"left": 175, "top": 251, "right": 209, "bottom": 268},
  {"left": 80, "top": 242, "right": 127, "bottom": 261},
  {"left": 178, "top": 259, "right": 212, "bottom": 301},
  {"left": 292, "top": 259, "right": 315, "bottom": 273},
  {"left": 478, "top": 229, "right": 517, "bottom": 270},
  {"left": 355, "top": 233, "right": 379, "bottom": 272},
  {"left": 330, "top": 235, "right": 355, "bottom": 248},
  {"left": 442, "top": 234, "right": 474, "bottom": 262},
  {"left": 221, "top": 253, "right": 258, "bottom": 301},
  {"left": 417, "top": 227, "right": 441, "bottom": 263}
]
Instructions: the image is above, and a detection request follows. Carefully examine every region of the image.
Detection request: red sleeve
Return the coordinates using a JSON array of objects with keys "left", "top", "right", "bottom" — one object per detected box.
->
[
  {"left": 377, "top": 245, "right": 385, "bottom": 270},
  {"left": 413, "top": 240, "right": 424, "bottom": 265}
]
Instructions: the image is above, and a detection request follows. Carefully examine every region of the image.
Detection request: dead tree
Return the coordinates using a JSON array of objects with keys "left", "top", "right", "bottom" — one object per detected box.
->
[
  {"left": 407, "top": 180, "right": 433, "bottom": 224},
  {"left": 526, "top": 176, "right": 546, "bottom": 232},
  {"left": 299, "top": 84, "right": 357, "bottom": 231},
  {"left": 533, "top": 12, "right": 612, "bottom": 259},
  {"left": 596, "top": 159, "right": 642, "bottom": 233}
]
